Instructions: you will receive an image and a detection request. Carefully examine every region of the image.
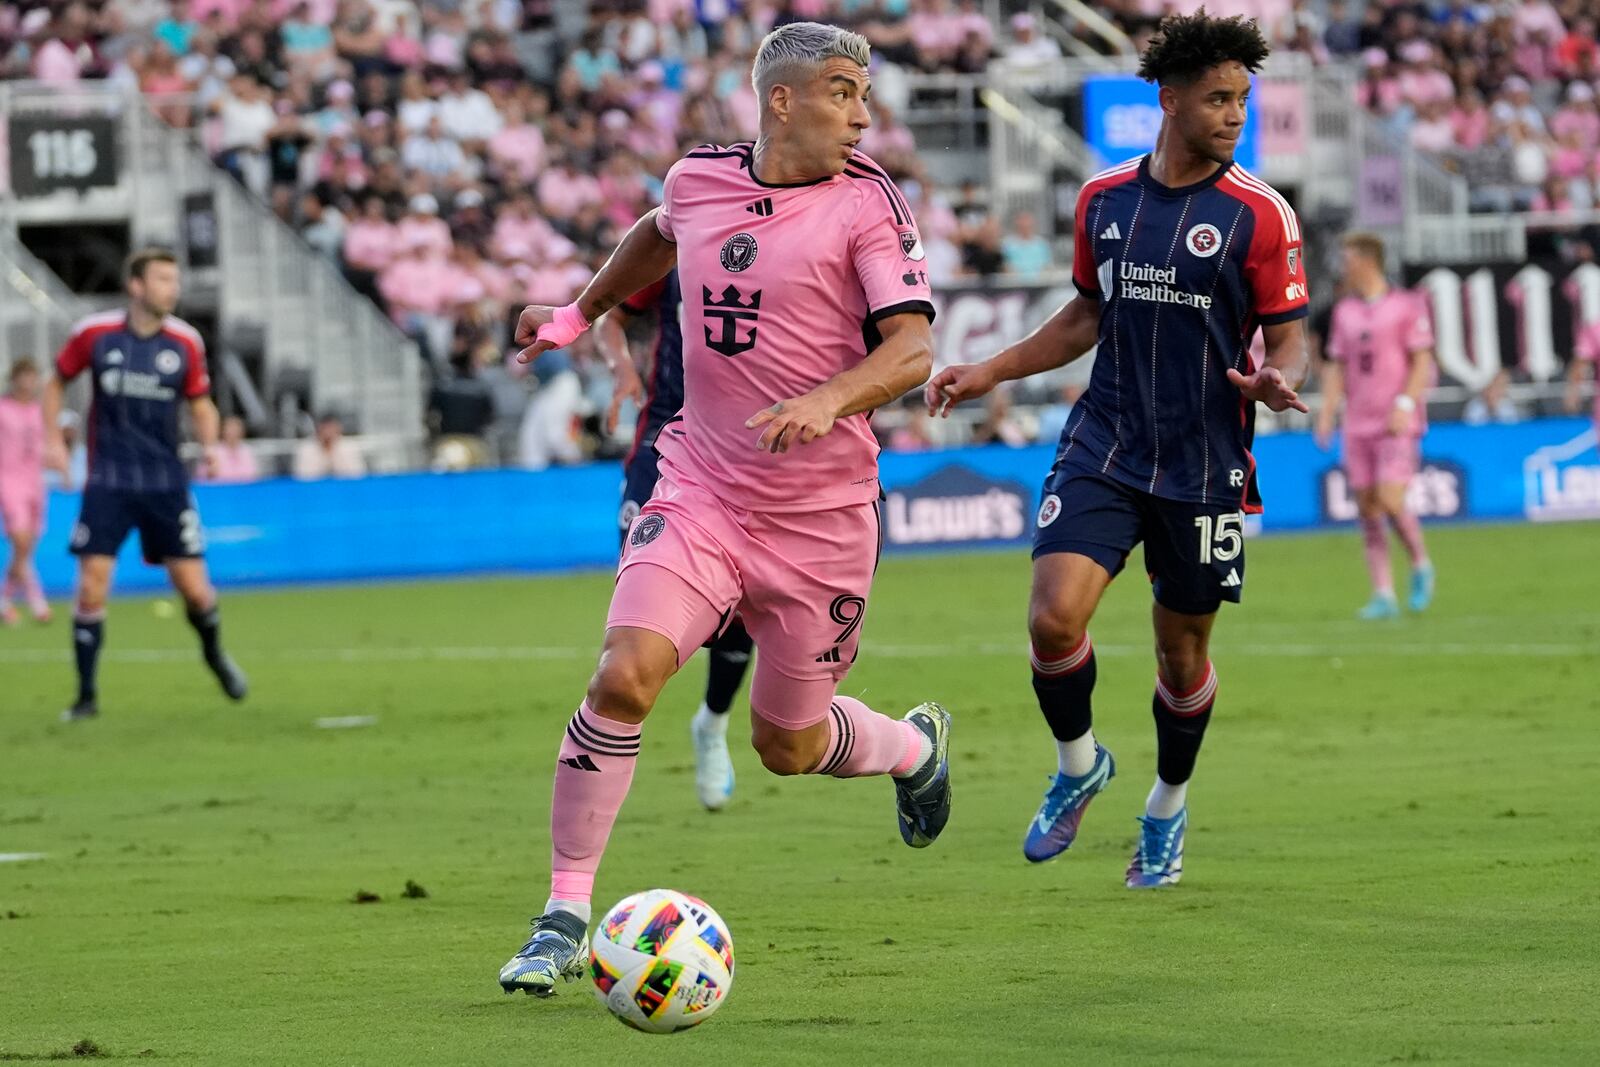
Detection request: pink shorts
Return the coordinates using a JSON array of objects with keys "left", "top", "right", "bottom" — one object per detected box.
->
[
  {"left": 0, "top": 487, "right": 43, "bottom": 538},
  {"left": 1343, "top": 433, "right": 1419, "bottom": 491},
  {"left": 607, "top": 464, "right": 880, "bottom": 730}
]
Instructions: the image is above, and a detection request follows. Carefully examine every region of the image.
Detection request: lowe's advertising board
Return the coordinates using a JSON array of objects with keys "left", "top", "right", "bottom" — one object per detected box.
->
[
  {"left": 28, "top": 419, "right": 1600, "bottom": 596},
  {"left": 1082, "top": 75, "right": 1259, "bottom": 172}
]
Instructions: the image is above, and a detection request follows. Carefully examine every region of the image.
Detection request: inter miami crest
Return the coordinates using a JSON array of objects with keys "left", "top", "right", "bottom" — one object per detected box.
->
[
  {"left": 720, "top": 232, "right": 758, "bottom": 272},
  {"left": 630, "top": 514, "right": 666, "bottom": 548}
]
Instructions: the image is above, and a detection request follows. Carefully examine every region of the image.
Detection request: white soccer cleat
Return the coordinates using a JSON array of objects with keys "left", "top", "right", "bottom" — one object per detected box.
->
[{"left": 691, "top": 710, "right": 735, "bottom": 811}]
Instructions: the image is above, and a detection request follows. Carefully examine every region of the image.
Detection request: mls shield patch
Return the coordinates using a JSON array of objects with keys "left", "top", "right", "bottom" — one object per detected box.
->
[
  {"left": 900, "top": 231, "right": 926, "bottom": 261},
  {"left": 720, "top": 232, "right": 758, "bottom": 273},
  {"left": 1286, "top": 246, "right": 1300, "bottom": 277}
]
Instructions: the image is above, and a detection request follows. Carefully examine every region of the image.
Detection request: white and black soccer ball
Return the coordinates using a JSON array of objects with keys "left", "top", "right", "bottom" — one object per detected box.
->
[{"left": 590, "top": 888, "right": 734, "bottom": 1033}]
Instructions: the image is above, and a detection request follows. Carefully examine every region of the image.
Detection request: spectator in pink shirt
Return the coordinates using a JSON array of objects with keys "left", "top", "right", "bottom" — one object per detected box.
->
[
  {"left": 1551, "top": 128, "right": 1590, "bottom": 180},
  {"left": 1551, "top": 82, "right": 1600, "bottom": 150},
  {"left": 1396, "top": 41, "right": 1454, "bottom": 108},
  {"left": 598, "top": 151, "right": 650, "bottom": 231},
  {"left": 1410, "top": 100, "right": 1456, "bottom": 153},
  {"left": 342, "top": 195, "right": 396, "bottom": 272},
  {"left": 491, "top": 192, "right": 572, "bottom": 264},
  {"left": 381, "top": 236, "right": 457, "bottom": 366},
  {"left": 205, "top": 415, "right": 262, "bottom": 483},
  {"left": 487, "top": 101, "right": 546, "bottom": 184},
  {"left": 536, "top": 152, "right": 603, "bottom": 222},
  {"left": 1451, "top": 89, "right": 1491, "bottom": 150},
  {"left": 1531, "top": 176, "right": 1575, "bottom": 213},
  {"left": 1357, "top": 49, "right": 1403, "bottom": 115},
  {"left": 395, "top": 194, "right": 453, "bottom": 260}
]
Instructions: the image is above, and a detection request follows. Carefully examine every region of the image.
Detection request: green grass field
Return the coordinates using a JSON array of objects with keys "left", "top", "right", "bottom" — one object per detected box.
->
[{"left": 2, "top": 522, "right": 1598, "bottom": 1065}]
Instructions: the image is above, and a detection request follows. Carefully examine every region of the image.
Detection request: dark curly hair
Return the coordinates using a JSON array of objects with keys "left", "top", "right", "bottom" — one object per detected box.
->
[{"left": 1136, "top": 9, "right": 1270, "bottom": 87}]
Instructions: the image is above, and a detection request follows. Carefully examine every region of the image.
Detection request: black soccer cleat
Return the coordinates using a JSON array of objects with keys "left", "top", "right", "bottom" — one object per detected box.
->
[
  {"left": 895, "top": 702, "right": 952, "bottom": 848},
  {"left": 60, "top": 698, "right": 99, "bottom": 723},
  {"left": 206, "top": 652, "right": 249, "bottom": 702}
]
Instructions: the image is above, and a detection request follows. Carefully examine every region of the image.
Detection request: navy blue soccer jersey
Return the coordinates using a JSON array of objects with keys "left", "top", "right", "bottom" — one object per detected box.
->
[
  {"left": 55, "top": 310, "right": 210, "bottom": 492},
  {"left": 618, "top": 269, "right": 685, "bottom": 464},
  {"left": 1061, "top": 155, "right": 1309, "bottom": 512}
]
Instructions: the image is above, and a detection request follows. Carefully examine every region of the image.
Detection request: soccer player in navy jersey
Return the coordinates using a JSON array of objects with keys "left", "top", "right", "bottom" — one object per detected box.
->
[
  {"left": 928, "top": 12, "right": 1309, "bottom": 888},
  {"left": 594, "top": 269, "right": 754, "bottom": 812},
  {"left": 43, "top": 249, "right": 248, "bottom": 722}
]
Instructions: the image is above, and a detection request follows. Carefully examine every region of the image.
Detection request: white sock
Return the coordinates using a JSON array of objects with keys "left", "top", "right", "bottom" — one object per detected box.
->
[
  {"left": 1057, "top": 731, "right": 1098, "bottom": 777},
  {"left": 1146, "top": 778, "right": 1188, "bottom": 819},
  {"left": 544, "top": 897, "right": 592, "bottom": 925},
  {"left": 692, "top": 702, "right": 729, "bottom": 738}
]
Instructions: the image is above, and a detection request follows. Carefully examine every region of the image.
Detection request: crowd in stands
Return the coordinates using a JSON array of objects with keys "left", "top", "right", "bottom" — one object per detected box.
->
[{"left": 1, "top": 0, "right": 1073, "bottom": 465}]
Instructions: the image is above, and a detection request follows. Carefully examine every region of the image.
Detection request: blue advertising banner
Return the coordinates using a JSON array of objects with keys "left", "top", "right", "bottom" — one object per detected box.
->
[
  {"left": 28, "top": 419, "right": 1599, "bottom": 596},
  {"left": 1082, "top": 75, "right": 1260, "bottom": 173}
]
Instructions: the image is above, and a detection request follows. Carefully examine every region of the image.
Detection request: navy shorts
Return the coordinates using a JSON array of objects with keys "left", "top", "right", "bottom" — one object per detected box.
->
[
  {"left": 1032, "top": 466, "right": 1245, "bottom": 616},
  {"left": 71, "top": 485, "right": 205, "bottom": 565},
  {"left": 618, "top": 444, "right": 662, "bottom": 545}
]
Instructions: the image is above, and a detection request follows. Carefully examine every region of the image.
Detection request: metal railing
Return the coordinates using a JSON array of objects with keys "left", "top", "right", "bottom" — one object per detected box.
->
[{"left": 0, "top": 217, "right": 89, "bottom": 374}]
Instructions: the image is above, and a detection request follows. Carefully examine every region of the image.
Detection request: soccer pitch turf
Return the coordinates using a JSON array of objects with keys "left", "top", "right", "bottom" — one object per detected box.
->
[{"left": 2, "top": 522, "right": 1597, "bottom": 1065}]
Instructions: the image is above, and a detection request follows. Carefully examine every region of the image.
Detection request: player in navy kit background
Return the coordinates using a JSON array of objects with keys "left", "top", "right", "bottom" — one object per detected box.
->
[
  {"left": 593, "top": 268, "right": 753, "bottom": 812},
  {"left": 43, "top": 249, "right": 248, "bottom": 722},
  {"left": 927, "top": 12, "right": 1308, "bottom": 888}
]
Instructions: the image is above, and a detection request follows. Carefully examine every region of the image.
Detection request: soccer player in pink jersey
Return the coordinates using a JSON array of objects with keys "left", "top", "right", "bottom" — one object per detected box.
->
[
  {"left": 495, "top": 23, "right": 950, "bottom": 997},
  {"left": 1316, "top": 232, "right": 1437, "bottom": 619},
  {"left": 1567, "top": 320, "right": 1600, "bottom": 437},
  {"left": 0, "top": 358, "right": 59, "bottom": 624}
]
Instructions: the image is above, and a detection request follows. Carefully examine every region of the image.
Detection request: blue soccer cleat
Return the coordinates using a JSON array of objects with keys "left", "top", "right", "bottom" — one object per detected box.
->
[
  {"left": 1126, "top": 808, "right": 1187, "bottom": 889},
  {"left": 690, "top": 711, "right": 735, "bottom": 812},
  {"left": 1408, "top": 562, "right": 1435, "bottom": 613},
  {"left": 1357, "top": 592, "right": 1400, "bottom": 620},
  {"left": 1023, "top": 744, "right": 1115, "bottom": 863},
  {"left": 498, "top": 911, "right": 590, "bottom": 997},
  {"left": 894, "top": 702, "right": 952, "bottom": 848}
]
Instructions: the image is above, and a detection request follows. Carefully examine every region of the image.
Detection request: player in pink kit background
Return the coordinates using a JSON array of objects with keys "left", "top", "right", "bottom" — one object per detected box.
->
[
  {"left": 0, "top": 358, "right": 60, "bottom": 624},
  {"left": 1568, "top": 319, "right": 1600, "bottom": 436},
  {"left": 494, "top": 22, "right": 952, "bottom": 998},
  {"left": 1316, "top": 232, "right": 1437, "bottom": 619}
]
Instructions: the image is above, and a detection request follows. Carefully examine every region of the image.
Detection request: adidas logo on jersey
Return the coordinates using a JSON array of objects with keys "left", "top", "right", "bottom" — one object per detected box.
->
[
  {"left": 1220, "top": 568, "right": 1242, "bottom": 588},
  {"left": 745, "top": 197, "right": 774, "bottom": 216},
  {"left": 560, "top": 754, "right": 601, "bottom": 772},
  {"left": 1099, "top": 222, "right": 1122, "bottom": 240}
]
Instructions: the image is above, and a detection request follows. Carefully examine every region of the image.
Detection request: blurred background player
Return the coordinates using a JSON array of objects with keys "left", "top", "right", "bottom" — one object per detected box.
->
[
  {"left": 43, "top": 249, "right": 249, "bottom": 722},
  {"left": 1316, "top": 232, "right": 1437, "bottom": 620},
  {"left": 595, "top": 270, "right": 751, "bottom": 812},
  {"left": 928, "top": 11, "right": 1308, "bottom": 890},
  {"left": 1568, "top": 319, "right": 1600, "bottom": 438},
  {"left": 0, "top": 358, "right": 60, "bottom": 625},
  {"left": 497, "top": 22, "right": 950, "bottom": 997}
]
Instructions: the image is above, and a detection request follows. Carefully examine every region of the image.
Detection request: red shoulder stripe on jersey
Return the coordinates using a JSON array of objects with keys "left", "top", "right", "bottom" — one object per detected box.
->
[
  {"left": 160, "top": 315, "right": 205, "bottom": 351},
  {"left": 1229, "top": 168, "right": 1300, "bottom": 240},
  {"left": 843, "top": 153, "right": 913, "bottom": 222},
  {"left": 1220, "top": 169, "right": 1299, "bottom": 242},
  {"left": 841, "top": 165, "right": 907, "bottom": 226}
]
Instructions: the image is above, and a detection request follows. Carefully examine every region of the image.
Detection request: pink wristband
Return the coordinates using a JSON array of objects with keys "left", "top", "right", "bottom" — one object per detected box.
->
[{"left": 534, "top": 302, "right": 591, "bottom": 348}]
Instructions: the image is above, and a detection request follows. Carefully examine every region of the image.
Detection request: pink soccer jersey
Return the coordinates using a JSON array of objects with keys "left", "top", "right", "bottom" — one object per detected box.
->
[
  {"left": 653, "top": 143, "right": 935, "bottom": 512},
  {"left": 0, "top": 395, "right": 45, "bottom": 484},
  {"left": 1576, "top": 321, "right": 1600, "bottom": 429},
  {"left": 1326, "top": 288, "right": 1435, "bottom": 437},
  {"left": 0, "top": 395, "right": 46, "bottom": 533}
]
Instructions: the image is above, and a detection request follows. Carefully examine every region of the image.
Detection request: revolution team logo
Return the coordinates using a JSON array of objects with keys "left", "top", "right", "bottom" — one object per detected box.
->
[
  {"left": 156, "top": 349, "right": 183, "bottom": 375},
  {"left": 1036, "top": 494, "right": 1062, "bottom": 528},
  {"left": 720, "top": 232, "right": 758, "bottom": 272},
  {"left": 630, "top": 514, "right": 666, "bottom": 548},
  {"left": 900, "top": 231, "right": 926, "bottom": 261},
  {"left": 1185, "top": 223, "right": 1223, "bottom": 259}
]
